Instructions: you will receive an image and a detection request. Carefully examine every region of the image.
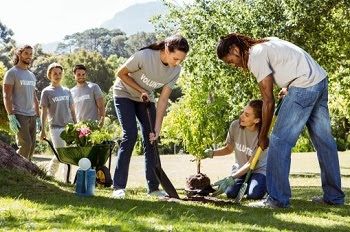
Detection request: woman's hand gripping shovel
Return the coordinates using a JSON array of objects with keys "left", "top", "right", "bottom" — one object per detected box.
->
[
  {"left": 143, "top": 97, "right": 180, "bottom": 199},
  {"left": 234, "top": 98, "right": 283, "bottom": 203}
]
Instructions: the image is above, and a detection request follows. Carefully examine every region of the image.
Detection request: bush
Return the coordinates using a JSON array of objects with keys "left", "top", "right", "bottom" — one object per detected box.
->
[{"left": 292, "top": 128, "right": 315, "bottom": 153}]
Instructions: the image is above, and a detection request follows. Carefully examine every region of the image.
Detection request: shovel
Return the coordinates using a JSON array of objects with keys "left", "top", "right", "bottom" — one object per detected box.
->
[{"left": 143, "top": 97, "right": 179, "bottom": 199}]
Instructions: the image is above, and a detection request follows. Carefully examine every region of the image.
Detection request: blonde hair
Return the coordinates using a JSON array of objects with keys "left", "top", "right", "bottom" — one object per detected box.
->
[{"left": 47, "top": 63, "right": 63, "bottom": 79}]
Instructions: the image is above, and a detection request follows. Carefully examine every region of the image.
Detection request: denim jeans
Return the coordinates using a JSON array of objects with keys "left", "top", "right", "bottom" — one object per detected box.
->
[
  {"left": 113, "top": 97, "right": 159, "bottom": 193},
  {"left": 225, "top": 173, "right": 266, "bottom": 199},
  {"left": 267, "top": 78, "right": 345, "bottom": 207}
]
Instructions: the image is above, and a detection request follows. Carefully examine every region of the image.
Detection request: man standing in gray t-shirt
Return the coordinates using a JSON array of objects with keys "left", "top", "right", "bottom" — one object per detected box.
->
[
  {"left": 70, "top": 64, "right": 105, "bottom": 127},
  {"left": 2, "top": 45, "right": 39, "bottom": 160}
]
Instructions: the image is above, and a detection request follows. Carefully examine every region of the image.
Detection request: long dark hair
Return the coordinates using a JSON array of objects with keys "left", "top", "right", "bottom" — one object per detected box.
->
[
  {"left": 140, "top": 34, "right": 189, "bottom": 53},
  {"left": 248, "top": 99, "right": 263, "bottom": 131},
  {"left": 240, "top": 99, "right": 263, "bottom": 131},
  {"left": 216, "top": 33, "right": 268, "bottom": 71},
  {"left": 13, "top": 44, "right": 33, "bottom": 65}
]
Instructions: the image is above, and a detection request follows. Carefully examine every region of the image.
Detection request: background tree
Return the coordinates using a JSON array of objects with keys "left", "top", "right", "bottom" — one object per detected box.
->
[
  {"left": 155, "top": 0, "right": 350, "bottom": 160},
  {"left": 124, "top": 32, "right": 158, "bottom": 55},
  {"left": 56, "top": 28, "right": 126, "bottom": 58},
  {"left": 58, "top": 49, "right": 115, "bottom": 93},
  {"left": 0, "top": 61, "right": 8, "bottom": 131},
  {"left": 0, "top": 21, "right": 15, "bottom": 68}
]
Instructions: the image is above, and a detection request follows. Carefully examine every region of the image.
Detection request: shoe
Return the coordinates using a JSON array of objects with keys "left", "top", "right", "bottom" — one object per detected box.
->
[
  {"left": 311, "top": 196, "right": 341, "bottom": 205},
  {"left": 112, "top": 189, "right": 126, "bottom": 199},
  {"left": 248, "top": 197, "right": 288, "bottom": 209},
  {"left": 148, "top": 190, "right": 168, "bottom": 197}
]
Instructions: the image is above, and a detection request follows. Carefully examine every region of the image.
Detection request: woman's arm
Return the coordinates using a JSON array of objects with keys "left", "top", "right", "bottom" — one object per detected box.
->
[
  {"left": 231, "top": 155, "right": 254, "bottom": 179},
  {"left": 117, "top": 65, "right": 150, "bottom": 101},
  {"left": 39, "top": 106, "right": 48, "bottom": 140},
  {"left": 149, "top": 85, "right": 172, "bottom": 141},
  {"left": 70, "top": 104, "right": 77, "bottom": 124},
  {"left": 212, "top": 143, "right": 234, "bottom": 157}
]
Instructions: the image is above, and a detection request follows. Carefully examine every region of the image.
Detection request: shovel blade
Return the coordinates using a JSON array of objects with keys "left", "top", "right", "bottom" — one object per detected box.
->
[{"left": 154, "top": 167, "right": 179, "bottom": 199}]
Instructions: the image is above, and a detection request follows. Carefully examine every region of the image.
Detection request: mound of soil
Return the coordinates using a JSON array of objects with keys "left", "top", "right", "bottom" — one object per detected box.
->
[
  {"left": 185, "top": 173, "right": 215, "bottom": 197},
  {"left": 185, "top": 173, "right": 211, "bottom": 190},
  {"left": 0, "top": 139, "right": 44, "bottom": 176}
]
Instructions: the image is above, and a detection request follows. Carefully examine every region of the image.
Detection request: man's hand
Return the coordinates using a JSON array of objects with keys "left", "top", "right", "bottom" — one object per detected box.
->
[
  {"left": 203, "top": 148, "right": 214, "bottom": 159},
  {"left": 8, "top": 115, "right": 21, "bottom": 134},
  {"left": 212, "top": 176, "right": 235, "bottom": 197}
]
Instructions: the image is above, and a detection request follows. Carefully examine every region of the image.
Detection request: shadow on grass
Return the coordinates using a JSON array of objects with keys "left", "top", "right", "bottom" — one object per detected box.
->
[{"left": 1, "top": 168, "right": 349, "bottom": 231}]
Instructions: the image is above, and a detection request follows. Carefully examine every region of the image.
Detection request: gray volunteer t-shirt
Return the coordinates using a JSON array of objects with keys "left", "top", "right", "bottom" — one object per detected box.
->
[
  {"left": 3, "top": 66, "right": 37, "bottom": 116},
  {"left": 40, "top": 85, "right": 74, "bottom": 128},
  {"left": 248, "top": 37, "right": 327, "bottom": 88},
  {"left": 226, "top": 120, "right": 267, "bottom": 175},
  {"left": 71, "top": 82, "right": 103, "bottom": 122},
  {"left": 113, "top": 49, "right": 181, "bottom": 102}
]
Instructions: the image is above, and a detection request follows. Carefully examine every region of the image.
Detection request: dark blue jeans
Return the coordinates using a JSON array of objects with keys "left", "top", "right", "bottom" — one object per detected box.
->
[
  {"left": 225, "top": 173, "right": 267, "bottom": 199},
  {"left": 113, "top": 97, "right": 159, "bottom": 193}
]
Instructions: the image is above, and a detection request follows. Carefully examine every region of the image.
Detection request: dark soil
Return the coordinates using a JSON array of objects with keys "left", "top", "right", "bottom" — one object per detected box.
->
[
  {"left": 162, "top": 195, "right": 233, "bottom": 206},
  {"left": 0, "top": 139, "right": 44, "bottom": 176},
  {"left": 185, "top": 173, "right": 215, "bottom": 197}
]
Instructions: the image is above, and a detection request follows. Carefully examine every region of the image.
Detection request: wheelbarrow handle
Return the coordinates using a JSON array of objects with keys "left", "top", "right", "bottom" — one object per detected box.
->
[{"left": 43, "top": 138, "right": 63, "bottom": 163}]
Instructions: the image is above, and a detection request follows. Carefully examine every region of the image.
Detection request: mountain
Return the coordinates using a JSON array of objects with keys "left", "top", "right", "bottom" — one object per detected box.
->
[
  {"left": 42, "top": 41, "right": 60, "bottom": 53},
  {"left": 101, "top": 1, "right": 168, "bottom": 35}
]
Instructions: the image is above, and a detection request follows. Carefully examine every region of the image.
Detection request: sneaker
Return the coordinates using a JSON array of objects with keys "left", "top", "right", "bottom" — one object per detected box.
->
[
  {"left": 148, "top": 190, "right": 168, "bottom": 197},
  {"left": 311, "top": 196, "right": 341, "bottom": 205},
  {"left": 112, "top": 189, "right": 126, "bottom": 199},
  {"left": 248, "top": 197, "right": 288, "bottom": 209}
]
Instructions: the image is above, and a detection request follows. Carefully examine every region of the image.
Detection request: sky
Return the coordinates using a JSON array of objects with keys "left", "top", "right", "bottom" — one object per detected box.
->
[{"left": 0, "top": 0, "right": 190, "bottom": 45}]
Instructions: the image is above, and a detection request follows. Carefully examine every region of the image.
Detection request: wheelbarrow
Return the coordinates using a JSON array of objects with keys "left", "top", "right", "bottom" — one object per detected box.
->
[{"left": 44, "top": 138, "right": 114, "bottom": 188}]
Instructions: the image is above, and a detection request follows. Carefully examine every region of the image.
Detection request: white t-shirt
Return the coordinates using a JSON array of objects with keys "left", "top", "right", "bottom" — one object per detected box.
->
[
  {"left": 113, "top": 49, "right": 181, "bottom": 102},
  {"left": 226, "top": 120, "right": 267, "bottom": 175},
  {"left": 248, "top": 37, "right": 327, "bottom": 88}
]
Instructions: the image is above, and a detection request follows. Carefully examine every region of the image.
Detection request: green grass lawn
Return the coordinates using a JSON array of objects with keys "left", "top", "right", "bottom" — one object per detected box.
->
[{"left": 0, "top": 168, "right": 349, "bottom": 232}]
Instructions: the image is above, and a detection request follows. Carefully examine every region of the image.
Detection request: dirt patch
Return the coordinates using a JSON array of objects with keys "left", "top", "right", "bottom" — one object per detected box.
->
[
  {"left": 161, "top": 196, "right": 233, "bottom": 206},
  {"left": 0, "top": 139, "right": 44, "bottom": 176}
]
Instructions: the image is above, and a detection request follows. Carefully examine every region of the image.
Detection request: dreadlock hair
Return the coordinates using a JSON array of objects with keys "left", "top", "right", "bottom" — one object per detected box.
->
[
  {"left": 216, "top": 33, "right": 268, "bottom": 71},
  {"left": 140, "top": 34, "right": 189, "bottom": 53},
  {"left": 13, "top": 45, "right": 33, "bottom": 65}
]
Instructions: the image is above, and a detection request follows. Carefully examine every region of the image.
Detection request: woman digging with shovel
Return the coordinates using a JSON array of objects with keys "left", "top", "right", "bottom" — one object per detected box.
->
[{"left": 112, "top": 35, "right": 189, "bottom": 199}]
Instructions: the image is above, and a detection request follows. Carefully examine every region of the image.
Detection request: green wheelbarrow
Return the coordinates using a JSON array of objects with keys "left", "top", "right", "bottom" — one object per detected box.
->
[{"left": 44, "top": 138, "right": 114, "bottom": 188}]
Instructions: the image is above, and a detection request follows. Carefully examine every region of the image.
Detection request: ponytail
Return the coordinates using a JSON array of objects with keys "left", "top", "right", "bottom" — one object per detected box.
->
[{"left": 140, "top": 34, "right": 189, "bottom": 53}]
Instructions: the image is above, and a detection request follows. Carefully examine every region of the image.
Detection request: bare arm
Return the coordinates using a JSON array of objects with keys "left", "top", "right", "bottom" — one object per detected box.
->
[
  {"left": 231, "top": 155, "right": 255, "bottom": 179},
  {"left": 34, "top": 90, "right": 40, "bottom": 117},
  {"left": 95, "top": 98, "right": 105, "bottom": 127},
  {"left": 149, "top": 85, "right": 172, "bottom": 141},
  {"left": 117, "top": 65, "right": 148, "bottom": 99},
  {"left": 212, "top": 143, "right": 234, "bottom": 157},
  {"left": 3, "top": 84, "right": 14, "bottom": 115},
  {"left": 39, "top": 106, "right": 48, "bottom": 140},
  {"left": 258, "top": 74, "right": 275, "bottom": 150},
  {"left": 70, "top": 104, "right": 77, "bottom": 124}
]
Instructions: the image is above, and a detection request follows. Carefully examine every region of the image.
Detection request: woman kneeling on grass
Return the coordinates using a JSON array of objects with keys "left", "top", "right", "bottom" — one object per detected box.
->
[{"left": 204, "top": 99, "right": 267, "bottom": 200}]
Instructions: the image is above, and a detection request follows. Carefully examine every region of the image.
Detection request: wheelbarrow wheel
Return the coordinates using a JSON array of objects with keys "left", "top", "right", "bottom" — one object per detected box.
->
[{"left": 96, "top": 166, "right": 112, "bottom": 188}]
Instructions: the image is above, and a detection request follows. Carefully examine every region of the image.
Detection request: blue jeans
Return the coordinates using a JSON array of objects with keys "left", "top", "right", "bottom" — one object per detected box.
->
[
  {"left": 113, "top": 97, "right": 160, "bottom": 193},
  {"left": 225, "top": 173, "right": 266, "bottom": 199},
  {"left": 267, "top": 79, "right": 345, "bottom": 207}
]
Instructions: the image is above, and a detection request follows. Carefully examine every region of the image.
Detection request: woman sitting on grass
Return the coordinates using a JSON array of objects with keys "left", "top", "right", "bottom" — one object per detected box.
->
[{"left": 204, "top": 99, "right": 267, "bottom": 200}]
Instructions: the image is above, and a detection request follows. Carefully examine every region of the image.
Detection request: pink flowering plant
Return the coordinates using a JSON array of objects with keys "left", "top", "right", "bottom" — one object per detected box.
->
[{"left": 60, "top": 120, "right": 112, "bottom": 147}]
